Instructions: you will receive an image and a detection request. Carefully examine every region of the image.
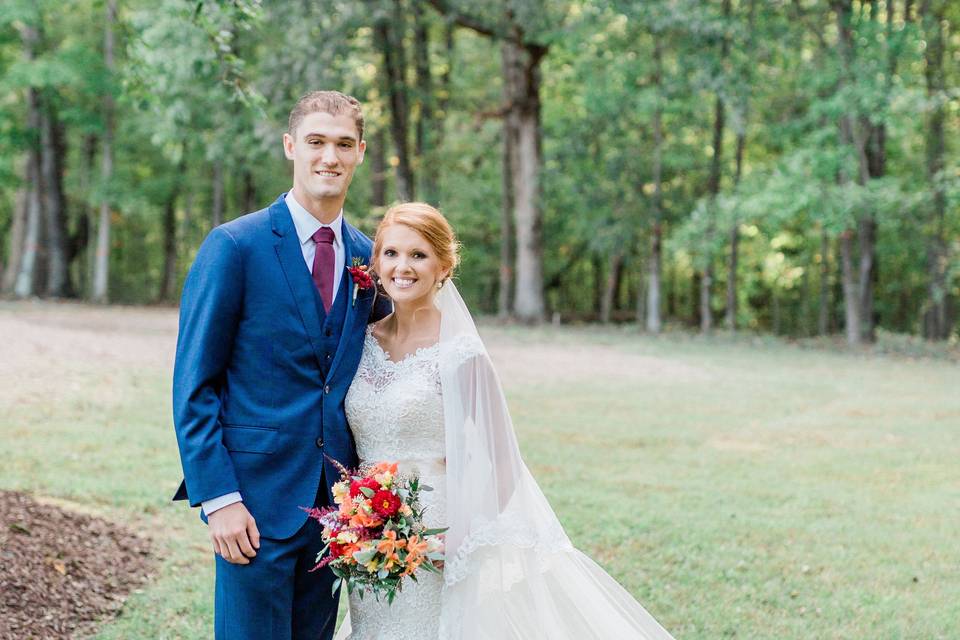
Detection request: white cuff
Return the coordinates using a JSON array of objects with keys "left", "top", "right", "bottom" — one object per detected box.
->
[{"left": 201, "top": 492, "right": 243, "bottom": 516}]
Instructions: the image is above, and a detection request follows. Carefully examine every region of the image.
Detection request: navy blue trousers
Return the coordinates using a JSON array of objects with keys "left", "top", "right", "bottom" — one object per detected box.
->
[{"left": 214, "top": 485, "right": 337, "bottom": 640}]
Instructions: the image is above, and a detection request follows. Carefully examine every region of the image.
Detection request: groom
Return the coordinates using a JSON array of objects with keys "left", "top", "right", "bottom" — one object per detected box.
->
[{"left": 172, "top": 91, "right": 390, "bottom": 639}]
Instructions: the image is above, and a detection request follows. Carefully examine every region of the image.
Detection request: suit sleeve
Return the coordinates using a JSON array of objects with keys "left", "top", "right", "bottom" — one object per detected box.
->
[{"left": 172, "top": 227, "right": 244, "bottom": 507}]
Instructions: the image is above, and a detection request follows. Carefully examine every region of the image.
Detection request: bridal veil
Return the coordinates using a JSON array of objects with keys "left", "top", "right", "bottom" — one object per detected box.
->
[{"left": 437, "top": 281, "right": 674, "bottom": 639}]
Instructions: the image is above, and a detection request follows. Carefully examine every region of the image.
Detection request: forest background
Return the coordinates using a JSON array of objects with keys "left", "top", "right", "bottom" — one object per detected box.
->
[{"left": 0, "top": 0, "right": 957, "bottom": 344}]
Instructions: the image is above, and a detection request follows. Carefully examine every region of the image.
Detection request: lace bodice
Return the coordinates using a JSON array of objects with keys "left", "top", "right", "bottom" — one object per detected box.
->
[
  {"left": 342, "top": 327, "right": 446, "bottom": 640},
  {"left": 345, "top": 327, "right": 445, "bottom": 470}
]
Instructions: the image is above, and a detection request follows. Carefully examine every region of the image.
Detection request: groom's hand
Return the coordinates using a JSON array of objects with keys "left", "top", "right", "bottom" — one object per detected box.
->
[{"left": 208, "top": 502, "right": 261, "bottom": 565}]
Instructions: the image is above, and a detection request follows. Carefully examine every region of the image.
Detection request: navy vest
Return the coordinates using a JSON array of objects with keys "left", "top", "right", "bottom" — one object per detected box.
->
[{"left": 313, "top": 269, "right": 350, "bottom": 380}]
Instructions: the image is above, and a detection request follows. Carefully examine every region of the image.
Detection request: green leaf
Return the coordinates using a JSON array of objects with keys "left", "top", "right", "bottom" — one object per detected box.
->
[{"left": 352, "top": 549, "right": 377, "bottom": 565}]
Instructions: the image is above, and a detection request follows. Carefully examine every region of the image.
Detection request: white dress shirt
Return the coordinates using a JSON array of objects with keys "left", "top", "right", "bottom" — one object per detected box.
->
[
  {"left": 285, "top": 191, "right": 345, "bottom": 298},
  {"left": 201, "top": 193, "right": 346, "bottom": 517}
]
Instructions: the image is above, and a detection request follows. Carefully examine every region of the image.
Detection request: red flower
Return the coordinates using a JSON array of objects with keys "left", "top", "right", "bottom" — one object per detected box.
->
[
  {"left": 329, "top": 541, "right": 344, "bottom": 558},
  {"left": 348, "top": 266, "right": 374, "bottom": 290},
  {"left": 371, "top": 490, "right": 401, "bottom": 517},
  {"left": 350, "top": 477, "right": 380, "bottom": 499}
]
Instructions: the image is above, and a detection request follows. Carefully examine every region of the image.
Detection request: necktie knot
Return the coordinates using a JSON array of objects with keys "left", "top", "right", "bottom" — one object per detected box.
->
[{"left": 312, "top": 227, "right": 335, "bottom": 245}]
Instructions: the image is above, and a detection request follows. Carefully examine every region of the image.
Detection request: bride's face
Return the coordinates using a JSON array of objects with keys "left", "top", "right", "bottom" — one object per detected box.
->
[{"left": 375, "top": 224, "right": 448, "bottom": 306}]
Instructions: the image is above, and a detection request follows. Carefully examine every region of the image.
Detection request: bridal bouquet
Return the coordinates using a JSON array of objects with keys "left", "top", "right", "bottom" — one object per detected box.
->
[{"left": 304, "top": 460, "right": 446, "bottom": 603}]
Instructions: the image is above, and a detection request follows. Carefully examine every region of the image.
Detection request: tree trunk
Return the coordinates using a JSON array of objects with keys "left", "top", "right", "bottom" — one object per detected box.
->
[
  {"left": 818, "top": 226, "right": 831, "bottom": 335},
  {"left": 691, "top": 272, "right": 701, "bottom": 327},
  {"left": 772, "top": 290, "right": 782, "bottom": 335},
  {"left": 506, "top": 39, "right": 546, "bottom": 322},
  {"left": 498, "top": 43, "right": 517, "bottom": 319},
  {"left": 724, "top": 217, "right": 740, "bottom": 330},
  {"left": 375, "top": 4, "right": 414, "bottom": 202},
  {"left": 701, "top": 90, "right": 725, "bottom": 334},
  {"left": 839, "top": 229, "right": 862, "bottom": 345},
  {"left": 666, "top": 259, "right": 677, "bottom": 319},
  {"left": 437, "top": 21, "right": 453, "bottom": 148},
  {"left": 159, "top": 160, "right": 186, "bottom": 303},
  {"left": 13, "top": 23, "right": 44, "bottom": 299},
  {"left": 833, "top": 0, "right": 871, "bottom": 344},
  {"left": 14, "top": 151, "right": 42, "bottom": 298},
  {"left": 702, "top": 0, "right": 730, "bottom": 334},
  {"left": 857, "top": 216, "right": 876, "bottom": 340},
  {"left": 78, "top": 134, "right": 98, "bottom": 297},
  {"left": 725, "top": 0, "right": 755, "bottom": 331},
  {"left": 39, "top": 96, "right": 70, "bottom": 297},
  {"left": 158, "top": 194, "right": 178, "bottom": 303},
  {"left": 645, "top": 33, "right": 664, "bottom": 334},
  {"left": 635, "top": 255, "right": 647, "bottom": 325},
  {"left": 2, "top": 156, "right": 29, "bottom": 294},
  {"left": 423, "top": 2, "right": 546, "bottom": 321},
  {"left": 646, "top": 223, "right": 663, "bottom": 333},
  {"left": 92, "top": 0, "right": 116, "bottom": 303},
  {"left": 413, "top": 1, "right": 438, "bottom": 203},
  {"left": 601, "top": 252, "right": 625, "bottom": 324},
  {"left": 370, "top": 128, "right": 388, "bottom": 208},
  {"left": 242, "top": 170, "right": 256, "bottom": 213},
  {"left": 725, "top": 129, "right": 746, "bottom": 331},
  {"left": 592, "top": 255, "right": 604, "bottom": 318},
  {"left": 699, "top": 264, "right": 714, "bottom": 333},
  {"left": 212, "top": 159, "right": 224, "bottom": 228},
  {"left": 920, "top": 0, "right": 950, "bottom": 340}
]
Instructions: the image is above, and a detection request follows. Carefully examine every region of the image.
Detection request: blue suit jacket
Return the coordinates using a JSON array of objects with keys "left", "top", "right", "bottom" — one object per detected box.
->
[{"left": 172, "top": 194, "right": 391, "bottom": 539}]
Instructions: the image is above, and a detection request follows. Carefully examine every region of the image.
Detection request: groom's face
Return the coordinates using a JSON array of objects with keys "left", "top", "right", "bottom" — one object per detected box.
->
[{"left": 283, "top": 111, "right": 366, "bottom": 204}]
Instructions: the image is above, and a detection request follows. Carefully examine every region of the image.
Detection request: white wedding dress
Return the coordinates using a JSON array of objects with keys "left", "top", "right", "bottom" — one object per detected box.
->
[
  {"left": 338, "top": 283, "right": 675, "bottom": 640},
  {"left": 342, "top": 327, "right": 447, "bottom": 639}
]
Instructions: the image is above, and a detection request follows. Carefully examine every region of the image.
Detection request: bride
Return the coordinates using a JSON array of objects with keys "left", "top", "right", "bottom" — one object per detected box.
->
[{"left": 338, "top": 202, "right": 675, "bottom": 640}]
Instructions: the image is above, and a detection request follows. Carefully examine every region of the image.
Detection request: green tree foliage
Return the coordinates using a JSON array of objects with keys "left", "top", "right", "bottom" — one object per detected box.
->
[{"left": 0, "top": 0, "right": 956, "bottom": 340}]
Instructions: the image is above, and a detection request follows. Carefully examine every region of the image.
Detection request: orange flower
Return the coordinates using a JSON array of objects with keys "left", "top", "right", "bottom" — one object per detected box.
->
[
  {"left": 340, "top": 542, "right": 361, "bottom": 560},
  {"left": 376, "top": 530, "right": 407, "bottom": 557},
  {"left": 402, "top": 555, "right": 423, "bottom": 576},
  {"left": 405, "top": 534, "right": 429, "bottom": 560},
  {"left": 349, "top": 510, "right": 382, "bottom": 529},
  {"left": 338, "top": 498, "right": 355, "bottom": 518},
  {"left": 369, "top": 461, "right": 399, "bottom": 476}
]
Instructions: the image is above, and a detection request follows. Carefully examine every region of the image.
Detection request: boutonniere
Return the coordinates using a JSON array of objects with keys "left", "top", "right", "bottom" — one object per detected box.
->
[{"left": 348, "top": 258, "right": 375, "bottom": 307}]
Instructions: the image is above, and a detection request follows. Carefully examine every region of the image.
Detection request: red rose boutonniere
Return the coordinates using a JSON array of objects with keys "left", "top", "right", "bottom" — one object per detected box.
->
[{"left": 348, "top": 258, "right": 375, "bottom": 307}]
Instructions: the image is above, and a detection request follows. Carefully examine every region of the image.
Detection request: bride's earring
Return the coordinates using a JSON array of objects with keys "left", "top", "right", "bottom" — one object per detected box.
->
[{"left": 436, "top": 280, "right": 443, "bottom": 290}]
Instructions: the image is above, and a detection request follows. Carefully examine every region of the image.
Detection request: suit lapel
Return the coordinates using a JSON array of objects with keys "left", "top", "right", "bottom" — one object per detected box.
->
[
  {"left": 327, "top": 220, "right": 367, "bottom": 381},
  {"left": 271, "top": 196, "right": 327, "bottom": 371}
]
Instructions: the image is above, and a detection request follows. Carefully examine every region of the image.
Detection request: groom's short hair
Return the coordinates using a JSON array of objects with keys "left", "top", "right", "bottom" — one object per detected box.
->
[{"left": 288, "top": 91, "right": 365, "bottom": 141}]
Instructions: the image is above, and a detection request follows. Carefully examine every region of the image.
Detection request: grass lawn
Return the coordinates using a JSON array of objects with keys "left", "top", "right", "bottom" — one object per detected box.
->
[{"left": 2, "top": 301, "right": 957, "bottom": 639}]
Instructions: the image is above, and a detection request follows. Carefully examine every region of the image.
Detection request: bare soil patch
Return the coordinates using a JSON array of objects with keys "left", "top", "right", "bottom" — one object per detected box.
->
[{"left": 0, "top": 490, "right": 153, "bottom": 640}]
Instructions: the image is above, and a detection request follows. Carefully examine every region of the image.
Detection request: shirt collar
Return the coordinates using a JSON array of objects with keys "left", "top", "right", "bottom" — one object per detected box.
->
[{"left": 285, "top": 191, "right": 343, "bottom": 248}]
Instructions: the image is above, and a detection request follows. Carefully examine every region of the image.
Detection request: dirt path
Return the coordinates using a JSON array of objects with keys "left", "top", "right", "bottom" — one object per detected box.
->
[{"left": 0, "top": 301, "right": 708, "bottom": 406}]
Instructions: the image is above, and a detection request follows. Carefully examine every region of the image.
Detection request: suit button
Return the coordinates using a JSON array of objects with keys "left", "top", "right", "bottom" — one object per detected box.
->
[
  {"left": 324, "top": 385, "right": 331, "bottom": 394},
  {"left": 315, "top": 437, "right": 324, "bottom": 448},
  {"left": 325, "top": 353, "right": 332, "bottom": 361}
]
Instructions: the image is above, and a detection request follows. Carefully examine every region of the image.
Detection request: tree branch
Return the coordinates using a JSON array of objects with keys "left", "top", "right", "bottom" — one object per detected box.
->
[
  {"left": 425, "top": 0, "right": 502, "bottom": 39},
  {"left": 425, "top": 0, "right": 548, "bottom": 55}
]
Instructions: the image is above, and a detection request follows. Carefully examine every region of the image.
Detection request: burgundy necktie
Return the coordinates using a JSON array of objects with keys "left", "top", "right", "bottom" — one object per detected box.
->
[{"left": 311, "top": 227, "right": 335, "bottom": 312}]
